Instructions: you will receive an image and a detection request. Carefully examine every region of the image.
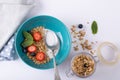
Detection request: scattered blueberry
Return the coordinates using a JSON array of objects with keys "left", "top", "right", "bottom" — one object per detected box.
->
[
  {"left": 23, "top": 49, "right": 27, "bottom": 53},
  {"left": 78, "top": 24, "right": 83, "bottom": 29},
  {"left": 30, "top": 53, "right": 36, "bottom": 57}
]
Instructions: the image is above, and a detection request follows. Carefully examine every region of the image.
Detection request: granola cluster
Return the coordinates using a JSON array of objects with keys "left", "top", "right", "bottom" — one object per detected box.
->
[{"left": 70, "top": 25, "right": 97, "bottom": 55}]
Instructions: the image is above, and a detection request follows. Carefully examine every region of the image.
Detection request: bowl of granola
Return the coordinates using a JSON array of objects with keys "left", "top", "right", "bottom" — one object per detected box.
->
[{"left": 15, "top": 15, "right": 71, "bottom": 69}]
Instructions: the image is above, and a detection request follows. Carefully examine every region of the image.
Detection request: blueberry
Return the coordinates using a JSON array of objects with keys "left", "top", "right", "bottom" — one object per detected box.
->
[
  {"left": 23, "top": 49, "right": 27, "bottom": 53},
  {"left": 78, "top": 24, "right": 83, "bottom": 29},
  {"left": 30, "top": 53, "right": 36, "bottom": 57},
  {"left": 27, "top": 30, "right": 31, "bottom": 33},
  {"left": 83, "top": 63, "right": 88, "bottom": 68}
]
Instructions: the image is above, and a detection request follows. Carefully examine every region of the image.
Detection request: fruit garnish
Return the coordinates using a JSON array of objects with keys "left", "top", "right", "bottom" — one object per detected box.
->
[
  {"left": 35, "top": 52, "right": 45, "bottom": 61},
  {"left": 33, "top": 32, "right": 42, "bottom": 41},
  {"left": 78, "top": 24, "right": 83, "bottom": 29},
  {"left": 30, "top": 53, "right": 36, "bottom": 57},
  {"left": 23, "top": 49, "right": 27, "bottom": 53},
  {"left": 27, "top": 45, "right": 37, "bottom": 53}
]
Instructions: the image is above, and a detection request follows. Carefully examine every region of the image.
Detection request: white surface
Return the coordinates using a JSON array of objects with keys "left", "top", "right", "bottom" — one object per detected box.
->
[{"left": 0, "top": 0, "right": 120, "bottom": 80}]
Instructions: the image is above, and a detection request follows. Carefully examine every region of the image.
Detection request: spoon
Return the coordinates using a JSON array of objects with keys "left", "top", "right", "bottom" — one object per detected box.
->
[{"left": 45, "top": 30, "right": 61, "bottom": 80}]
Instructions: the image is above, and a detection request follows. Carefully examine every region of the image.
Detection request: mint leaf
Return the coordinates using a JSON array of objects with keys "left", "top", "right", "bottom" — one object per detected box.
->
[
  {"left": 23, "top": 31, "right": 33, "bottom": 40},
  {"left": 21, "top": 40, "right": 33, "bottom": 48},
  {"left": 91, "top": 21, "right": 98, "bottom": 34},
  {"left": 22, "top": 31, "right": 34, "bottom": 47}
]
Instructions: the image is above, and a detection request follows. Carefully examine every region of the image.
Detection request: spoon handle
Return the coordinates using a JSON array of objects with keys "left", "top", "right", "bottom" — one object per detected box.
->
[{"left": 52, "top": 50, "right": 61, "bottom": 80}]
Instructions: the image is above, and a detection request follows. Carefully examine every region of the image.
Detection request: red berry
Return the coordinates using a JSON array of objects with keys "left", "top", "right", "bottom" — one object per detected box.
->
[
  {"left": 36, "top": 52, "right": 45, "bottom": 61},
  {"left": 27, "top": 45, "right": 36, "bottom": 53},
  {"left": 33, "top": 32, "right": 42, "bottom": 41}
]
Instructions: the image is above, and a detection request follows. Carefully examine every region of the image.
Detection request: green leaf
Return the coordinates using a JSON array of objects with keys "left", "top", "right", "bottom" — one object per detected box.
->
[
  {"left": 91, "top": 21, "right": 98, "bottom": 34},
  {"left": 21, "top": 40, "right": 33, "bottom": 48},
  {"left": 23, "top": 31, "right": 33, "bottom": 40}
]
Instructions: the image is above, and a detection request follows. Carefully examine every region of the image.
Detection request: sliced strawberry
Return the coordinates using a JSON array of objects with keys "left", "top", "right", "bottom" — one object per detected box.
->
[
  {"left": 27, "top": 45, "right": 36, "bottom": 53},
  {"left": 33, "top": 32, "right": 42, "bottom": 41},
  {"left": 35, "top": 52, "right": 45, "bottom": 61}
]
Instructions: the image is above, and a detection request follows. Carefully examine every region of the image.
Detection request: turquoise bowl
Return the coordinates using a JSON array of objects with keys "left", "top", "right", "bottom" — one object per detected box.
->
[{"left": 15, "top": 15, "right": 71, "bottom": 69}]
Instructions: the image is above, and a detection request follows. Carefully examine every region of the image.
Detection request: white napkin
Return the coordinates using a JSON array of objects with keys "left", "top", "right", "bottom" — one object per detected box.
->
[{"left": 0, "top": 0, "right": 35, "bottom": 60}]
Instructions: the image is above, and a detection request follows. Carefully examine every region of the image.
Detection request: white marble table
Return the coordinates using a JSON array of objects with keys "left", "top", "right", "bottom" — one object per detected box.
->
[{"left": 0, "top": 0, "right": 120, "bottom": 80}]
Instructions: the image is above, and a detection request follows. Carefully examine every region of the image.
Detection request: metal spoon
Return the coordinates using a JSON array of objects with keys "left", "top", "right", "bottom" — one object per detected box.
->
[{"left": 45, "top": 30, "right": 61, "bottom": 80}]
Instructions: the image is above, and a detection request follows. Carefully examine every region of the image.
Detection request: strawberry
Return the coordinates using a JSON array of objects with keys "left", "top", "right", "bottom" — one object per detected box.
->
[
  {"left": 36, "top": 52, "right": 45, "bottom": 61},
  {"left": 33, "top": 32, "right": 42, "bottom": 41},
  {"left": 27, "top": 45, "right": 36, "bottom": 53}
]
